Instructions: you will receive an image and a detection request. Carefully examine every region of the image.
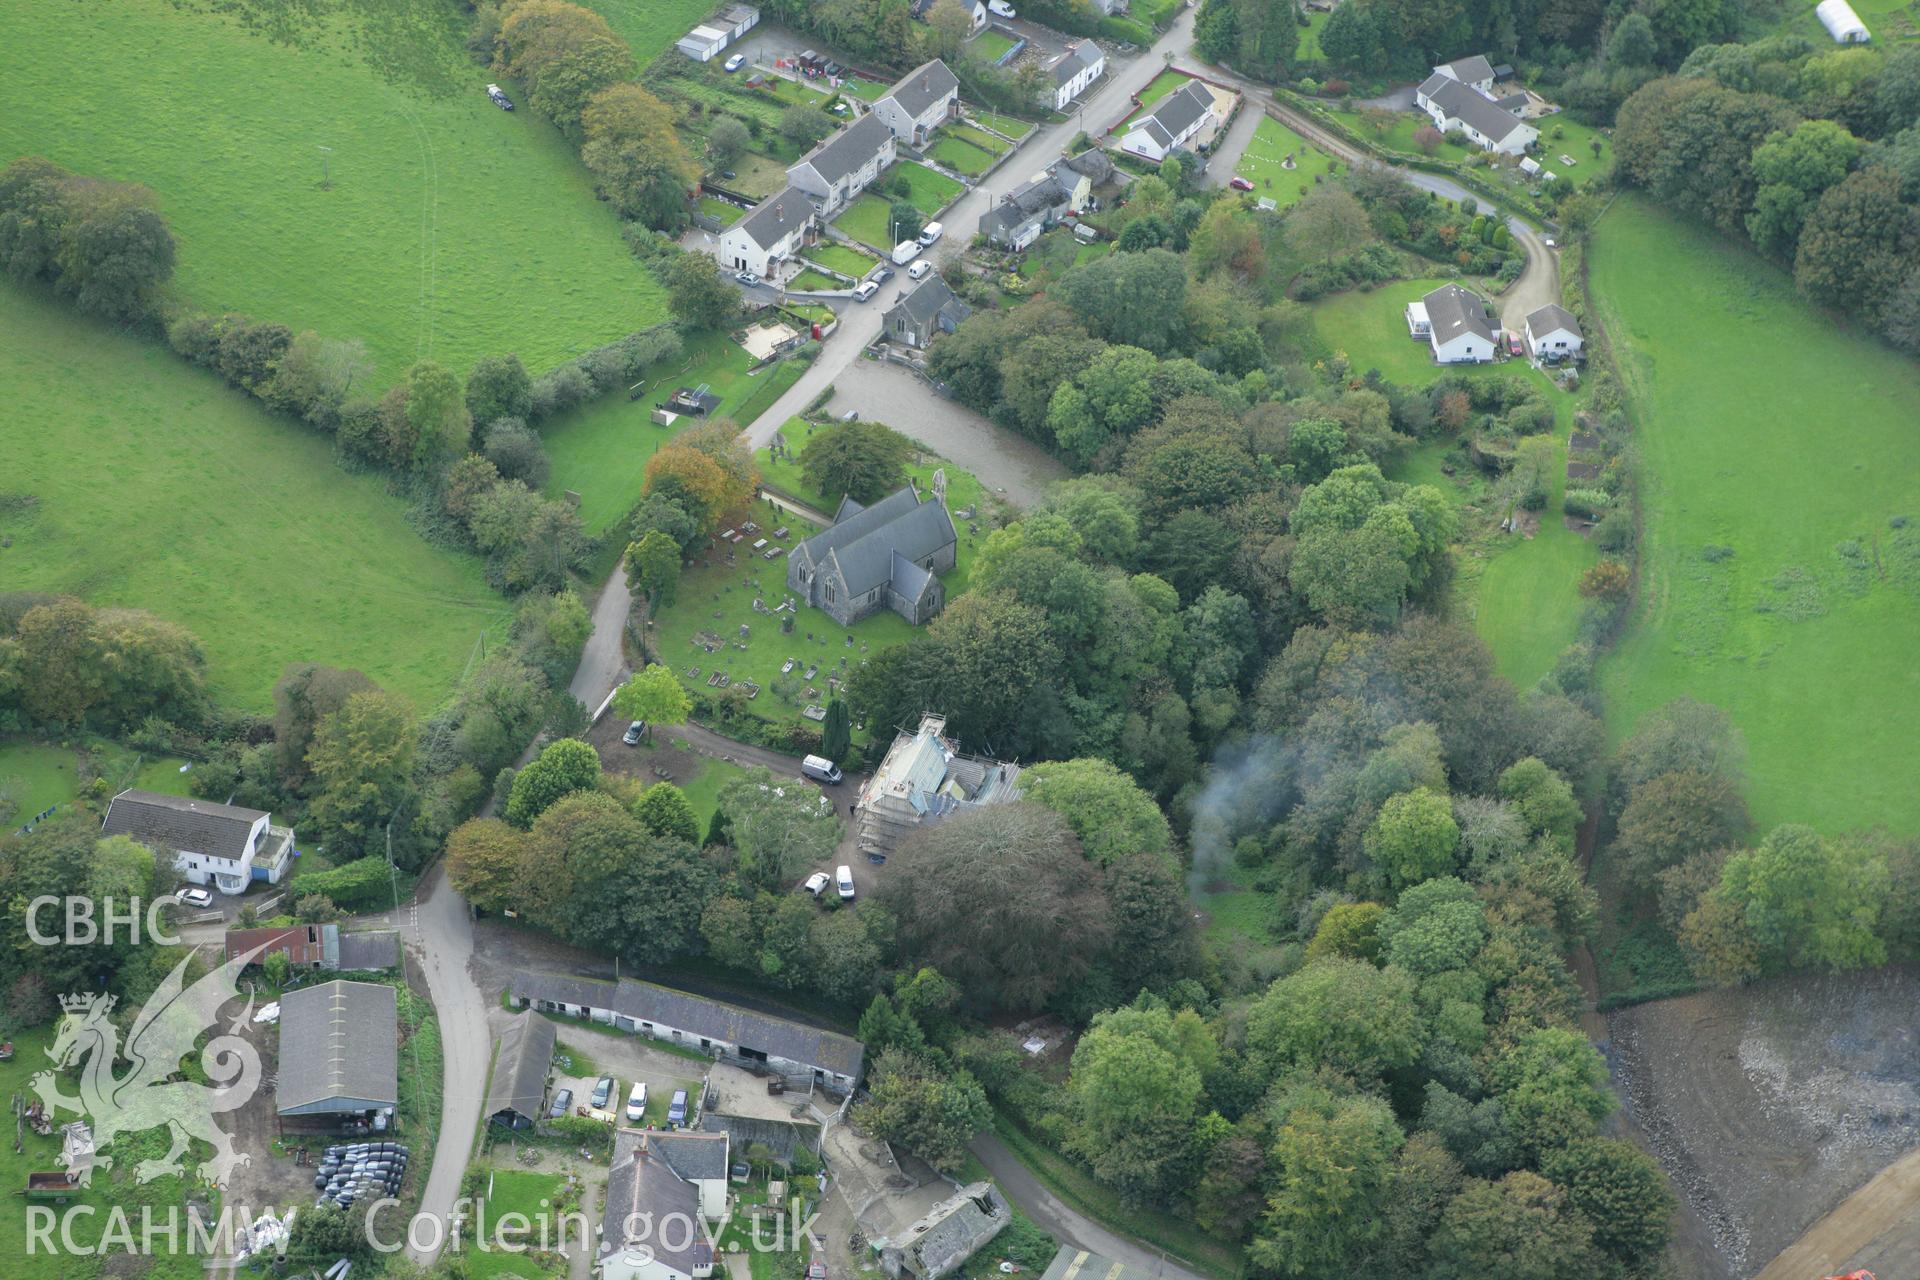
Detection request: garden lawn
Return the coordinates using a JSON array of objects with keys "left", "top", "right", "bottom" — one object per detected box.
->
[
  {"left": 699, "top": 195, "right": 745, "bottom": 226},
  {"left": 1234, "top": 115, "right": 1338, "bottom": 210},
  {"left": 1312, "top": 277, "right": 1595, "bottom": 686},
  {"left": 893, "top": 162, "right": 967, "bottom": 214},
  {"left": 1298, "top": 6, "right": 1331, "bottom": 59},
  {"left": 833, "top": 195, "right": 903, "bottom": 249},
  {"left": 841, "top": 77, "right": 889, "bottom": 102},
  {"left": 584, "top": 0, "right": 715, "bottom": 61},
  {"left": 833, "top": 164, "right": 964, "bottom": 245},
  {"left": 1136, "top": 70, "right": 1190, "bottom": 108},
  {"left": 672, "top": 753, "right": 757, "bottom": 828},
  {"left": 789, "top": 268, "right": 844, "bottom": 292},
  {"left": 0, "top": 0, "right": 666, "bottom": 385},
  {"left": 970, "top": 29, "right": 1019, "bottom": 62},
  {"left": 542, "top": 331, "right": 767, "bottom": 534},
  {"left": 1589, "top": 196, "right": 1920, "bottom": 835},
  {"left": 929, "top": 135, "right": 999, "bottom": 176},
  {"left": 1528, "top": 114, "right": 1612, "bottom": 188},
  {"left": 970, "top": 110, "right": 1036, "bottom": 140},
  {"left": 0, "top": 743, "right": 80, "bottom": 824},
  {"left": 807, "top": 243, "right": 878, "bottom": 278},
  {"left": 1, "top": 287, "right": 507, "bottom": 712}
]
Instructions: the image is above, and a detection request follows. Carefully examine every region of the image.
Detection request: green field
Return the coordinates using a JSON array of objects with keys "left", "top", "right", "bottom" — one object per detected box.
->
[
  {"left": 1234, "top": 115, "right": 1338, "bottom": 209},
  {"left": 1590, "top": 197, "right": 1920, "bottom": 835},
  {"left": 807, "top": 243, "right": 879, "bottom": 278},
  {"left": 1, "top": 287, "right": 508, "bottom": 712},
  {"left": 583, "top": 0, "right": 716, "bottom": 61},
  {"left": 832, "top": 164, "right": 965, "bottom": 246},
  {"left": 542, "top": 331, "right": 785, "bottom": 534},
  {"left": 0, "top": 0, "right": 667, "bottom": 384},
  {"left": 1310, "top": 277, "right": 1596, "bottom": 685}
]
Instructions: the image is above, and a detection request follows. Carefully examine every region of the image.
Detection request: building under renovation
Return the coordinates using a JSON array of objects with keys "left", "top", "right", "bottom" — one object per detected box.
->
[
  {"left": 854, "top": 713, "right": 1021, "bottom": 857},
  {"left": 877, "top": 1182, "right": 1010, "bottom": 1280}
]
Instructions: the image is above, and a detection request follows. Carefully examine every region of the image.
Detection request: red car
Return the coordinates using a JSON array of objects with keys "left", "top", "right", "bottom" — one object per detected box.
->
[
  {"left": 1506, "top": 332, "right": 1524, "bottom": 356},
  {"left": 1229, "top": 176, "right": 1255, "bottom": 191}
]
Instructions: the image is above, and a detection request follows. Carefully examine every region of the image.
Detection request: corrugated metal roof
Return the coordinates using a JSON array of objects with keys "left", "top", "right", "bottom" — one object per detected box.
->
[
  {"left": 484, "top": 1010, "right": 556, "bottom": 1123},
  {"left": 276, "top": 980, "right": 398, "bottom": 1115}
]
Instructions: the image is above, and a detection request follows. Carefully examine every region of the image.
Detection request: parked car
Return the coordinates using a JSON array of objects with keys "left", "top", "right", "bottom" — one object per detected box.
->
[
  {"left": 486, "top": 83, "right": 515, "bottom": 111},
  {"left": 177, "top": 887, "right": 213, "bottom": 909},
  {"left": 917, "top": 221, "right": 944, "bottom": 247},
  {"left": 548, "top": 1087, "right": 573, "bottom": 1119},
  {"left": 804, "top": 871, "right": 831, "bottom": 896},
  {"left": 1229, "top": 175, "right": 1254, "bottom": 191},
  {"left": 1507, "top": 332, "right": 1524, "bottom": 356},
  {"left": 874, "top": 266, "right": 895, "bottom": 283},
  {"left": 626, "top": 1082, "right": 649, "bottom": 1123},
  {"left": 590, "top": 1075, "right": 616, "bottom": 1110},
  {"left": 734, "top": 270, "right": 760, "bottom": 285},
  {"left": 841, "top": 410, "right": 860, "bottom": 422},
  {"left": 989, "top": 0, "right": 1016, "bottom": 15},
  {"left": 907, "top": 259, "right": 933, "bottom": 280},
  {"left": 622, "top": 720, "right": 646, "bottom": 745},
  {"left": 668, "top": 1089, "right": 689, "bottom": 1126},
  {"left": 836, "top": 865, "right": 856, "bottom": 900},
  {"left": 724, "top": 53, "right": 746, "bottom": 72},
  {"left": 852, "top": 280, "right": 880, "bottom": 302},
  {"left": 802, "top": 754, "right": 844, "bottom": 784}
]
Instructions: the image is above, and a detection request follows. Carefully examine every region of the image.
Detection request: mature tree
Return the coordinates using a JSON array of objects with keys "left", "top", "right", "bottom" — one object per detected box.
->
[
  {"left": 1613, "top": 770, "right": 1748, "bottom": 890},
  {"left": 1306, "top": 901, "right": 1386, "bottom": 962},
  {"left": 466, "top": 353, "right": 533, "bottom": 426},
  {"left": 1746, "top": 119, "right": 1862, "bottom": 257},
  {"left": 445, "top": 818, "right": 523, "bottom": 913},
  {"left": 504, "top": 737, "right": 601, "bottom": 829},
  {"left": 611, "top": 665, "right": 691, "bottom": 740},
  {"left": 664, "top": 252, "right": 741, "bottom": 330},
  {"left": 51, "top": 182, "right": 177, "bottom": 321},
  {"left": 1540, "top": 1137, "right": 1675, "bottom": 1267},
  {"left": 821, "top": 698, "right": 852, "bottom": 765},
  {"left": 629, "top": 491, "right": 703, "bottom": 553},
  {"left": 1054, "top": 248, "right": 1188, "bottom": 353},
  {"left": 582, "top": 83, "right": 699, "bottom": 229},
  {"left": 1286, "top": 188, "right": 1372, "bottom": 264},
  {"left": 1427, "top": 1172, "right": 1601, "bottom": 1280},
  {"left": 1706, "top": 824, "right": 1888, "bottom": 975},
  {"left": 1103, "top": 852, "right": 1201, "bottom": 996},
  {"left": 857, "top": 1049, "right": 991, "bottom": 1172},
  {"left": 879, "top": 804, "right": 1112, "bottom": 1010},
  {"left": 394, "top": 360, "right": 468, "bottom": 468},
  {"left": 306, "top": 690, "right": 419, "bottom": 858},
  {"left": 717, "top": 765, "right": 841, "bottom": 887},
  {"left": 644, "top": 441, "right": 754, "bottom": 532},
  {"left": 780, "top": 103, "right": 835, "bottom": 149},
  {"left": 924, "top": 0, "right": 974, "bottom": 58},
  {"left": 799, "top": 420, "right": 911, "bottom": 504},
  {"left": 1608, "top": 12, "right": 1658, "bottom": 68},
  {"left": 1365, "top": 787, "right": 1460, "bottom": 890},
  {"left": 1614, "top": 77, "right": 1798, "bottom": 235},
  {"left": 1612, "top": 696, "right": 1743, "bottom": 803},
  {"left": 564, "top": 809, "right": 716, "bottom": 964},
  {"left": 1188, "top": 201, "right": 1262, "bottom": 278},
  {"left": 1795, "top": 165, "right": 1920, "bottom": 321},
  {"left": 469, "top": 481, "right": 585, "bottom": 590},
  {"left": 266, "top": 331, "right": 370, "bottom": 426},
  {"left": 706, "top": 116, "right": 751, "bottom": 169},
  {"left": 1194, "top": 0, "right": 1298, "bottom": 80},
  {"left": 1020, "top": 757, "right": 1174, "bottom": 869},
  {"left": 633, "top": 781, "right": 701, "bottom": 844},
  {"left": 625, "top": 529, "right": 682, "bottom": 609},
  {"left": 889, "top": 199, "right": 925, "bottom": 243},
  {"left": 1247, "top": 958, "right": 1424, "bottom": 1078},
  {"left": 1252, "top": 1083, "right": 1402, "bottom": 1277},
  {"left": 1046, "top": 345, "right": 1159, "bottom": 465},
  {"left": 273, "top": 664, "right": 374, "bottom": 789},
  {"left": 1495, "top": 757, "right": 1582, "bottom": 853},
  {"left": 1489, "top": 1026, "right": 1615, "bottom": 1156},
  {"left": 495, "top": 0, "right": 632, "bottom": 136},
  {"left": 1067, "top": 1000, "right": 1215, "bottom": 1202},
  {"left": 1378, "top": 876, "right": 1485, "bottom": 976}
]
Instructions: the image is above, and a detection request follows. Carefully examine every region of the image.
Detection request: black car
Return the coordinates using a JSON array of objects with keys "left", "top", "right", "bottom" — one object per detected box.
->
[
  {"left": 590, "top": 1075, "right": 616, "bottom": 1109},
  {"left": 874, "top": 266, "right": 895, "bottom": 283},
  {"left": 548, "top": 1087, "right": 573, "bottom": 1119}
]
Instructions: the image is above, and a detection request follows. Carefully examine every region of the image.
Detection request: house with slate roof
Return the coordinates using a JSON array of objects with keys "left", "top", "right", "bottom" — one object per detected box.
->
[
  {"left": 599, "top": 1128, "right": 727, "bottom": 1280},
  {"left": 1045, "top": 41, "right": 1105, "bottom": 110},
  {"left": 1119, "top": 80, "right": 1217, "bottom": 162},
  {"left": 1406, "top": 282, "right": 1498, "bottom": 364},
  {"left": 872, "top": 59, "right": 961, "bottom": 146},
  {"left": 103, "top": 788, "right": 293, "bottom": 896},
  {"left": 1415, "top": 55, "right": 1537, "bottom": 155},
  {"left": 1524, "top": 303, "right": 1583, "bottom": 361},
  {"left": 787, "top": 113, "right": 897, "bottom": 216},
  {"left": 276, "top": 980, "right": 398, "bottom": 1119},
  {"left": 718, "top": 186, "right": 816, "bottom": 278},
  {"left": 854, "top": 713, "right": 1021, "bottom": 857},
  {"left": 225, "top": 923, "right": 400, "bottom": 972},
  {"left": 877, "top": 1182, "right": 1009, "bottom": 1280},
  {"left": 786, "top": 483, "right": 957, "bottom": 626},
  {"left": 979, "top": 149, "right": 1114, "bottom": 251},
  {"left": 483, "top": 1010, "right": 556, "bottom": 1130},
  {"left": 884, "top": 276, "right": 971, "bottom": 349},
  {"left": 509, "top": 973, "right": 866, "bottom": 1090}
]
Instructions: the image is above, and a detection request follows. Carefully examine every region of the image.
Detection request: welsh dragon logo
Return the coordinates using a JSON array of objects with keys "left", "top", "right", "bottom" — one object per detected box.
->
[{"left": 31, "top": 943, "right": 268, "bottom": 1187}]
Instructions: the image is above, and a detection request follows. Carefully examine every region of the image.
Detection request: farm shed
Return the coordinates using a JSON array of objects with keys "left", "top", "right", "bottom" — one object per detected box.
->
[
  {"left": 1816, "top": 0, "right": 1870, "bottom": 42},
  {"left": 276, "top": 980, "right": 398, "bottom": 1118},
  {"left": 483, "top": 1010, "right": 556, "bottom": 1129}
]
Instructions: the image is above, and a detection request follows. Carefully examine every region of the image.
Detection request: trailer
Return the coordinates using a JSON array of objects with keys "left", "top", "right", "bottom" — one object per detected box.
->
[{"left": 23, "top": 1172, "right": 81, "bottom": 1202}]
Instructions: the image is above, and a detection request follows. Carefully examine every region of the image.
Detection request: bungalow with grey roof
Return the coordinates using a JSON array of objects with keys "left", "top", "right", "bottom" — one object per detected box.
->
[
  {"left": 717, "top": 186, "right": 816, "bottom": 279},
  {"left": 872, "top": 59, "right": 961, "bottom": 146},
  {"left": 787, "top": 483, "right": 957, "bottom": 626},
  {"left": 1415, "top": 55, "right": 1537, "bottom": 155},
  {"left": 1406, "top": 282, "right": 1498, "bottom": 364},
  {"left": 1119, "top": 80, "right": 1217, "bottom": 162},
  {"left": 1524, "top": 303, "right": 1583, "bottom": 361},
  {"left": 787, "top": 113, "right": 897, "bottom": 215},
  {"left": 884, "top": 276, "right": 971, "bottom": 349}
]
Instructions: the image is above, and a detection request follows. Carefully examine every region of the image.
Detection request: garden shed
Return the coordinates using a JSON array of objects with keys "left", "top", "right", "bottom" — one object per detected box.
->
[{"left": 1816, "top": 0, "right": 1870, "bottom": 42}]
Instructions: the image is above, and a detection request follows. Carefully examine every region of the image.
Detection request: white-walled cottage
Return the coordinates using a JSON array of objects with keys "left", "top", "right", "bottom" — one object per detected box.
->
[
  {"left": 102, "top": 789, "right": 292, "bottom": 895},
  {"left": 1406, "top": 283, "right": 1498, "bottom": 364},
  {"left": 872, "top": 59, "right": 962, "bottom": 146},
  {"left": 787, "top": 113, "right": 897, "bottom": 215},
  {"left": 1524, "top": 303, "right": 1583, "bottom": 361},
  {"left": 716, "top": 187, "right": 815, "bottom": 278}
]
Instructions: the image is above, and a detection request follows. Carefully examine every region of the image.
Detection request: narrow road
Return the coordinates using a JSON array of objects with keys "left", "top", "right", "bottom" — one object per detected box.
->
[
  {"left": 1198, "top": 103, "right": 1263, "bottom": 189},
  {"left": 403, "top": 862, "right": 489, "bottom": 1267},
  {"left": 971, "top": 1132, "right": 1206, "bottom": 1280},
  {"left": 1755, "top": 1149, "right": 1920, "bottom": 1279},
  {"left": 570, "top": 566, "right": 632, "bottom": 711},
  {"left": 1497, "top": 215, "right": 1559, "bottom": 330}
]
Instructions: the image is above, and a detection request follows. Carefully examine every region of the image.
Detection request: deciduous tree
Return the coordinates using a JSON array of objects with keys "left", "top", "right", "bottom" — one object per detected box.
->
[
  {"left": 445, "top": 818, "right": 524, "bottom": 914},
  {"left": 582, "top": 84, "right": 700, "bottom": 229},
  {"left": 612, "top": 665, "right": 691, "bottom": 740},
  {"left": 504, "top": 737, "right": 601, "bottom": 829},
  {"left": 799, "top": 420, "right": 912, "bottom": 504}
]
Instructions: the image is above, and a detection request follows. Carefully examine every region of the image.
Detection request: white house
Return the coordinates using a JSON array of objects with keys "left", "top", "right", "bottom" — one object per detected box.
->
[
  {"left": 1406, "top": 283, "right": 1498, "bottom": 364},
  {"left": 1524, "top": 303, "right": 1583, "bottom": 361},
  {"left": 1119, "top": 80, "right": 1216, "bottom": 162},
  {"left": 717, "top": 187, "right": 815, "bottom": 278},
  {"left": 675, "top": 4, "right": 760, "bottom": 61},
  {"left": 1045, "top": 41, "right": 1105, "bottom": 111},
  {"left": 1415, "top": 55, "right": 1537, "bottom": 156},
  {"left": 786, "top": 113, "right": 896, "bottom": 215},
  {"left": 599, "top": 1129, "right": 729, "bottom": 1280},
  {"left": 872, "top": 59, "right": 962, "bottom": 146},
  {"left": 1817, "top": 0, "right": 1870, "bottom": 42},
  {"left": 101, "top": 789, "right": 292, "bottom": 896},
  {"left": 511, "top": 973, "right": 866, "bottom": 1091}
]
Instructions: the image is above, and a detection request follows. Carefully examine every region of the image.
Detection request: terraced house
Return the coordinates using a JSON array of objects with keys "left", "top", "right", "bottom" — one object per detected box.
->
[
  {"left": 872, "top": 59, "right": 961, "bottom": 146},
  {"left": 787, "top": 112, "right": 897, "bottom": 215}
]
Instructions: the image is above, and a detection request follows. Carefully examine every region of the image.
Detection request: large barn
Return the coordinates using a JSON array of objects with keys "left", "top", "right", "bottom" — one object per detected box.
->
[{"left": 276, "top": 980, "right": 399, "bottom": 1121}]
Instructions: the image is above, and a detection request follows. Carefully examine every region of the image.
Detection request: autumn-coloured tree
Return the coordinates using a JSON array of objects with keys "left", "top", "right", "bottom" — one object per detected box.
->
[
  {"left": 495, "top": 0, "right": 632, "bottom": 137},
  {"left": 581, "top": 83, "right": 699, "bottom": 230},
  {"left": 1577, "top": 559, "right": 1630, "bottom": 602}
]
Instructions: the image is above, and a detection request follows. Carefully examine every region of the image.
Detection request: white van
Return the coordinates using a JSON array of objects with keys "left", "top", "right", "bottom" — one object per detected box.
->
[
  {"left": 625, "top": 1081, "right": 648, "bottom": 1123},
  {"left": 835, "top": 865, "right": 856, "bottom": 900},
  {"left": 891, "top": 240, "right": 921, "bottom": 265},
  {"left": 917, "top": 221, "right": 944, "bottom": 247},
  {"left": 802, "top": 755, "right": 843, "bottom": 785}
]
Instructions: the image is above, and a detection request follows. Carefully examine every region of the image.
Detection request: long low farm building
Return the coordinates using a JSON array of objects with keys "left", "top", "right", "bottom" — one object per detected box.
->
[
  {"left": 510, "top": 973, "right": 865, "bottom": 1091},
  {"left": 276, "top": 979, "right": 398, "bottom": 1125}
]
